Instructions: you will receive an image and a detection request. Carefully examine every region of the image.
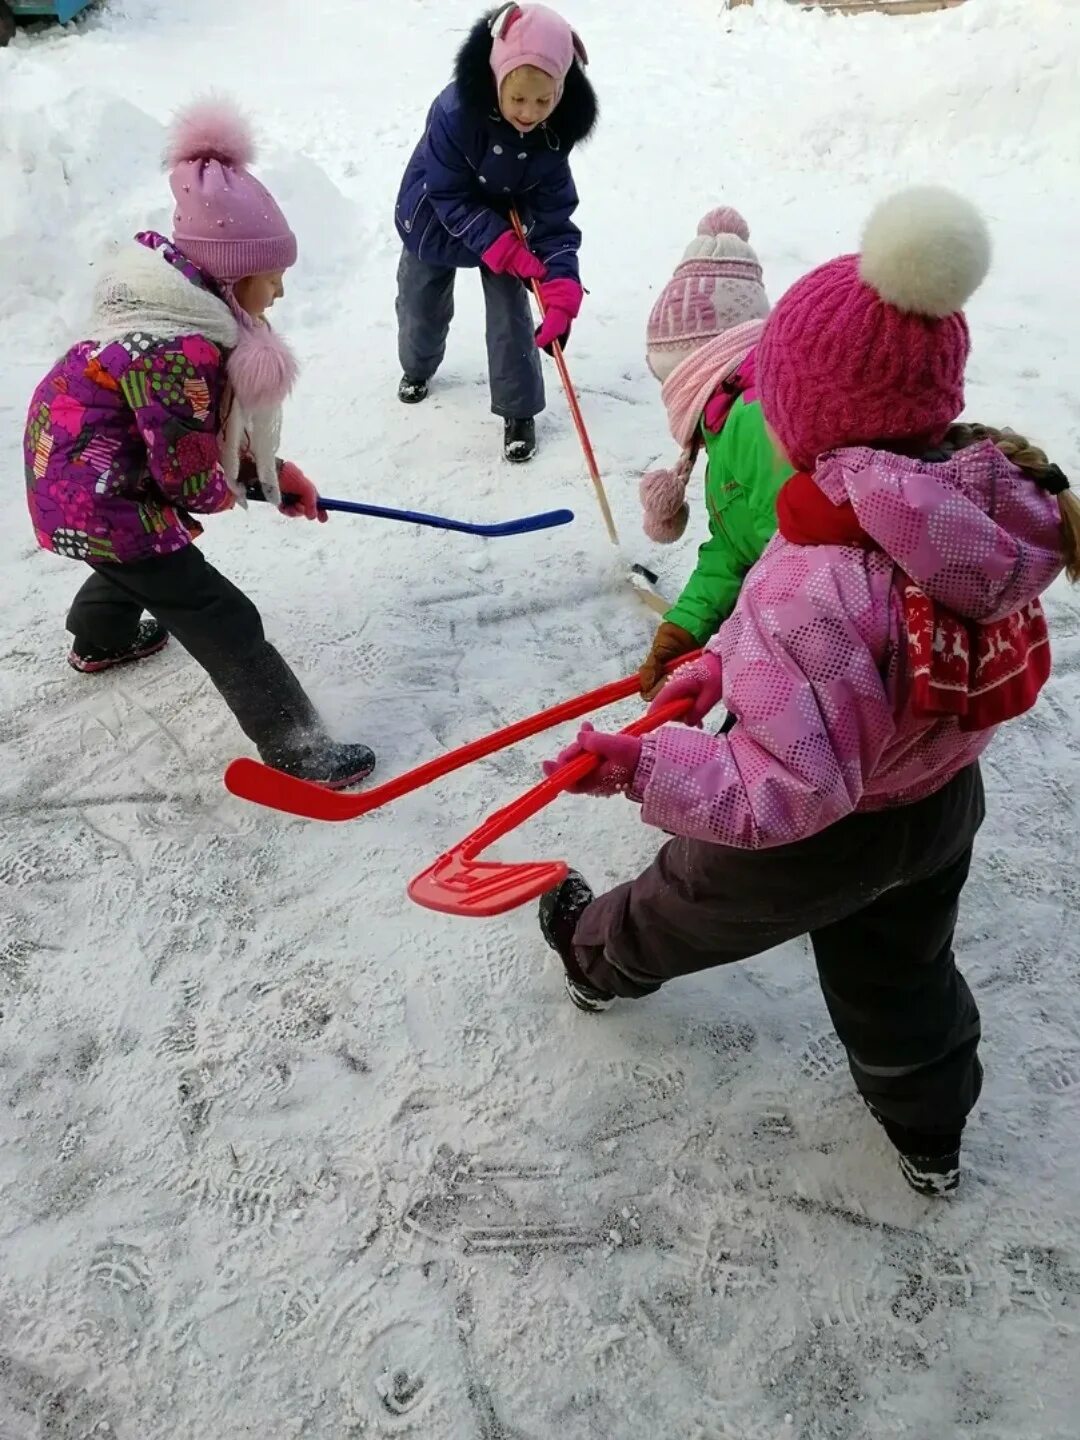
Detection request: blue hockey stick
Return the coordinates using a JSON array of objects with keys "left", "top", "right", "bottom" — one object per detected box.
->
[{"left": 270, "top": 490, "right": 574, "bottom": 538}]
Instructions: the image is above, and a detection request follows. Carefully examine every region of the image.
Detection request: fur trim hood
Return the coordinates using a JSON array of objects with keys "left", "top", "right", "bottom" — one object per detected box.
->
[{"left": 454, "top": 10, "right": 598, "bottom": 148}]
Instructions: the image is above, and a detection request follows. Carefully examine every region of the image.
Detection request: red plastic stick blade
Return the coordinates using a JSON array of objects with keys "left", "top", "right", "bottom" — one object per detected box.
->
[
  {"left": 407, "top": 856, "right": 569, "bottom": 918},
  {"left": 223, "top": 757, "right": 366, "bottom": 821},
  {"left": 408, "top": 698, "right": 689, "bottom": 917}
]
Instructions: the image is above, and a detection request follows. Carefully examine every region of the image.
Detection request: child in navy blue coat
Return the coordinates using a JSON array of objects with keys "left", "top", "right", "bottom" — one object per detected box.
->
[{"left": 394, "top": 4, "right": 597, "bottom": 461}]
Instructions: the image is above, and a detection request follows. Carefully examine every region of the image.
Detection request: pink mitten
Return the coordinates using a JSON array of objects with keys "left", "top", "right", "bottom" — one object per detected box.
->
[
  {"left": 648, "top": 651, "right": 723, "bottom": 726},
  {"left": 542, "top": 723, "right": 643, "bottom": 797},
  {"left": 482, "top": 230, "right": 547, "bottom": 281},
  {"left": 535, "top": 278, "right": 583, "bottom": 353},
  {"left": 279, "top": 461, "right": 328, "bottom": 523}
]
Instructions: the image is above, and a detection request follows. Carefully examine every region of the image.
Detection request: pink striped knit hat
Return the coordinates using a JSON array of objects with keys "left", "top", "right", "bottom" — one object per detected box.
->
[
  {"left": 646, "top": 208, "right": 770, "bottom": 382},
  {"left": 166, "top": 99, "right": 297, "bottom": 285}
]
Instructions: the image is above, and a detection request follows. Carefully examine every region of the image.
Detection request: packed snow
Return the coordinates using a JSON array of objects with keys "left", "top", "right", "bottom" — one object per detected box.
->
[{"left": 2, "top": 0, "right": 1079, "bottom": 1435}]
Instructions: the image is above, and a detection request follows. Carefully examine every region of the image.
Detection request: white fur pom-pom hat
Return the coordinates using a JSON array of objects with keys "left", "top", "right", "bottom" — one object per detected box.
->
[{"left": 757, "top": 186, "right": 991, "bottom": 472}]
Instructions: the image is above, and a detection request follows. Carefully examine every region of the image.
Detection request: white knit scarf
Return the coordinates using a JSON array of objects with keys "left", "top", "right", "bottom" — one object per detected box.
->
[{"left": 88, "top": 242, "right": 295, "bottom": 505}]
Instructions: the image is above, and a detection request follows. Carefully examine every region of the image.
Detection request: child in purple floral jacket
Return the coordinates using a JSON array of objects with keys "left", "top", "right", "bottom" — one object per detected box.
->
[{"left": 24, "top": 99, "right": 374, "bottom": 788}]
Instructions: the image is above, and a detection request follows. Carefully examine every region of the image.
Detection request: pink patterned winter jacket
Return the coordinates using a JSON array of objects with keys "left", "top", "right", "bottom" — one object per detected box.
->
[{"left": 633, "top": 442, "right": 1064, "bottom": 849}]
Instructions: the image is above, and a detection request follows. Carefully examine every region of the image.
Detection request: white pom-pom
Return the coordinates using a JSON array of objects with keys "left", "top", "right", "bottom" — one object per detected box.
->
[
  {"left": 165, "top": 97, "right": 256, "bottom": 170},
  {"left": 859, "top": 187, "right": 991, "bottom": 318}
]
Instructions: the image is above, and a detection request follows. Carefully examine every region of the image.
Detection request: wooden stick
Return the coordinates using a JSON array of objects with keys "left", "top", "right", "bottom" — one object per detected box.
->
[{"left": 509, "top": 209, "right": 620, "bottom": 546}]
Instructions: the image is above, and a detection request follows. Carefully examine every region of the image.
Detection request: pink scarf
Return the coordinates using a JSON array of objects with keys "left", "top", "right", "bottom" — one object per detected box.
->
[
  {"left": 659, "top": 319, "right": 765, "bottom": 447},
  {"left": 640, "top": 319, "right": 765, "bottom": 544}
]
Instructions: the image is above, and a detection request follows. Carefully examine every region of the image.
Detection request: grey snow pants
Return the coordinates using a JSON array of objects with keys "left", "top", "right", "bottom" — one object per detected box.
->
[{"left": 395, "top": 248, "right": 544, "bottom": 419}]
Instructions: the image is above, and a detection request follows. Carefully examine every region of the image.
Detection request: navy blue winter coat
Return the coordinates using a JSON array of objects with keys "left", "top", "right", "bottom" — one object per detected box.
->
[{"left": 395, "top": 13, "right": 598, "bottom": 281}]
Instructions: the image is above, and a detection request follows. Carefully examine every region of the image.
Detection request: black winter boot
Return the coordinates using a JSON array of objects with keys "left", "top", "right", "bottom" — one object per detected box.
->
[
  {"left": 864, "top": 1100, "right": 962, "bottom": 1197},
  {"left": 539, "top": 871, "right": 613, "bottom": 1012},
  {"left": 271, "top": 741, "right": 376, "bottom": 791},
  {"left": 68, "top": 619, "right": 169, "bottom": 674},
  {"left": 504, "top": 417, "right": 537, "bottom": 463},
  {"left": 398, "top": 375, "right": 429, "bottom": 405}
]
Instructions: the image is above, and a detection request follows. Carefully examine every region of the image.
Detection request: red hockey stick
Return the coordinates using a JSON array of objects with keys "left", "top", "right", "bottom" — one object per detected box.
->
[
  {"left": 407, "top": 695, "right": 690, "bottom": 918},
  {"left": 223, "top": 653, "right": 701, "bottom": 822}
]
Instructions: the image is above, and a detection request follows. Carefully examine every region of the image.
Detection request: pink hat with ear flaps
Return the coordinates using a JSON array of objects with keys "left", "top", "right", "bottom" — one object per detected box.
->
[{"left": 489, "top": 3, "right": 588, "bottom": 90}]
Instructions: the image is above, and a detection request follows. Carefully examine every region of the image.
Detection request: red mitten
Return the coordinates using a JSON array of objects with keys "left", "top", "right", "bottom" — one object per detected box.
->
[{"left": 279, "top": 461, "right": 328, "bottom": 523}]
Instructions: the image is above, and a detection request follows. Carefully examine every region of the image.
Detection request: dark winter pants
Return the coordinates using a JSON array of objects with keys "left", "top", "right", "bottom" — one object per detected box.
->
[
  {"left": 574, "top": 764, "right": 986, "bottom": 1138},
  {"left": 396, "top": 248, "right": 545, "bottom": 419},
  {"left": 67, "top": 546, "right": 321, "bottom": 766}
]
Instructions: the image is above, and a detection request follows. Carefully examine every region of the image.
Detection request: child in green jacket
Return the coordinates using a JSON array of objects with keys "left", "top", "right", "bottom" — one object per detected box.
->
[{"left": 638, "top": 208, "right": 792, "bottom": 695}]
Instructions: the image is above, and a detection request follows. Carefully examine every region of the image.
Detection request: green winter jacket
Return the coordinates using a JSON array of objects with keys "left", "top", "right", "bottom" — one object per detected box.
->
[{"left": 664, "top": 394, "right": 793, "bottom": 644}]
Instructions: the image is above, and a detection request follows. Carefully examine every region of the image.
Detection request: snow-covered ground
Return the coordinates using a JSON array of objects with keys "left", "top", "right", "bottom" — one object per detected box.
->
[{"left": 2, "top": 0, "right": 1080, "bottom": 1434}]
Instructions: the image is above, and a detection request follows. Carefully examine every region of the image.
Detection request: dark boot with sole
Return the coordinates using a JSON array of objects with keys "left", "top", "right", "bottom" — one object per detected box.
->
[
  {"left": 504, "top": 416, "right": 537, "bottom": 463},
  {"left": 539, "top": 871, "right": 614, "bottom": 1012},
  {"left": 398, "top": 375, "right": 429, "bottom": 405},
  {"left": 270, "top": 740, "right": 376, "bottom": 792},
  {"left": 864, "top": 1099, "right": 962, "bottom": 1197},
  {"left": 68, "top": 618, "right": 169, "bottom": 674}
]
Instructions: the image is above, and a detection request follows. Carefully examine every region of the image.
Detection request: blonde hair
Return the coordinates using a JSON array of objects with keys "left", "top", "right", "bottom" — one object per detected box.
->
[{"left": 945, "top": 423, "right": 1079, "bottom": 584}]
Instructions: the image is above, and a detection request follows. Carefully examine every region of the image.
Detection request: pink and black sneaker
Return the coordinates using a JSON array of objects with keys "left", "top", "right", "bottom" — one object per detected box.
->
[{"left": 68, "top": 619, "right": 169, "bottom": 674}]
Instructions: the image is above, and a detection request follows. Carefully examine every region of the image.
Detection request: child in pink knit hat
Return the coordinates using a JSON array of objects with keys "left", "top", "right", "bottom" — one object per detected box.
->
[
  {"left": 637, "top": 208, "right": 791, "bottom": 696},
  {"left": 394, "top": 4, "right": 596, "bottom": 462},
  {"left": 24, "top": 98, "right": 375, "bottom": 788},
  {"left": 538, "top": 187, "right": 1080, "bottom": 1198}
]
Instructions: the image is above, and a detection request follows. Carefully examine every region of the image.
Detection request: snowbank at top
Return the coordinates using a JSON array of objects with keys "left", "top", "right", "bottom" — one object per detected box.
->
[
  {"left": 0, "top": 0, "right": 1075, "bottom": 404},
  {"left": 0, "top": 0, "right": 1074, "bottom": 342},
  {"left": 687, "top": 0, "right": 1080, "bottom": 179},
  {"left": 0, "top": 84, "right": 361, "bottom": 357}
]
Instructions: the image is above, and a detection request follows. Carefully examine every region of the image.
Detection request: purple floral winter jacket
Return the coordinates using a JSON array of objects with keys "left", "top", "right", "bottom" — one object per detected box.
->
[{"left": 24, "top": 237, "right": 234, "bottom": 565}]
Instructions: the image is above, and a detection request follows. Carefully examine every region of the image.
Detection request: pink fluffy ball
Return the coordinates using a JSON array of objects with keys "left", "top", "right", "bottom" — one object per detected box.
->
[
  {"left": 165, "top": 97, "right": 256, "bottom": 170},
  {"left": 697, "top": 207, "right": 750, "bottom": 243},
  {"left": 640, "top": 467, "right": 690, "bottom": 544}
]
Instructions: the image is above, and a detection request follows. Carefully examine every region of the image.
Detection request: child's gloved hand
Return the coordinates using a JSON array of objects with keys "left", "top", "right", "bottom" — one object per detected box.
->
[
  {"left": 278, "top": 461, "right": 328, "bottom": 523},
  {"left": 482, "top": 230, "right": 547, "bottom": 282},
  {"left": 638, "top": 622, "right": 699, "bottom": 699},
  {"left": 648, "top": 651, "right": 723, "bottom": 727},
  {"left": 535, "top": 278, "right": 583, "bottom": 354},
  {"left": 542, "top": 723, "right": 643, "bottom": 797}
]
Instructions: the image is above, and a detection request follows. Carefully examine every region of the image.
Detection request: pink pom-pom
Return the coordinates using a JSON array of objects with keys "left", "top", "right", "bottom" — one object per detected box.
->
[
  {"left": 227, "top": 324, "right": 298, "bottom": 410},
  {"left": 640, "top": 467, "right": 690, "bottom": 544},
  {"left": 644, "top": 503, "right": 689, "bottom": 544},
  {"left": 698, "top": 207, "right": 750, "bottom": 242},
  {"left": 165, "top": 98, "right": 256, "bottom": 170}
]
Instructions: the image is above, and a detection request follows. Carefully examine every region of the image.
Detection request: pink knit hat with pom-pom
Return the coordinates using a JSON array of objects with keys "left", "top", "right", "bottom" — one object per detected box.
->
[
  {"left": 167, "top": 98, "right": 297, "bottom": 285},
  {"left": 646, "top": 208, "right": 769, "bottom": 381},
  {"left": 758, "top": 187, "right": 989, "bottom": 471}
]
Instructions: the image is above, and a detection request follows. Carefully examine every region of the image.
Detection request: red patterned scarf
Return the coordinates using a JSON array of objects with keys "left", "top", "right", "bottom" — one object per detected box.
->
[{"left": 776, "top": 471, "right": 1051, "bottom": 732}]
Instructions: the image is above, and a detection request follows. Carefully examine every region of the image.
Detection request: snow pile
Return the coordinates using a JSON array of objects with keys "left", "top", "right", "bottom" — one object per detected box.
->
[{"left": 1, "top": 1, "right": 1079, "bottom": 1438}]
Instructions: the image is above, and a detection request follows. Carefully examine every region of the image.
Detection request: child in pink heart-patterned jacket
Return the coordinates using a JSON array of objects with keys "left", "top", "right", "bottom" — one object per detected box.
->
[
  {"left": 24, "top": 98, "right": 374, "bottom": 788},
  {"left": 538, "top": 187, "right": 1080, "bottom": 1198}
]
